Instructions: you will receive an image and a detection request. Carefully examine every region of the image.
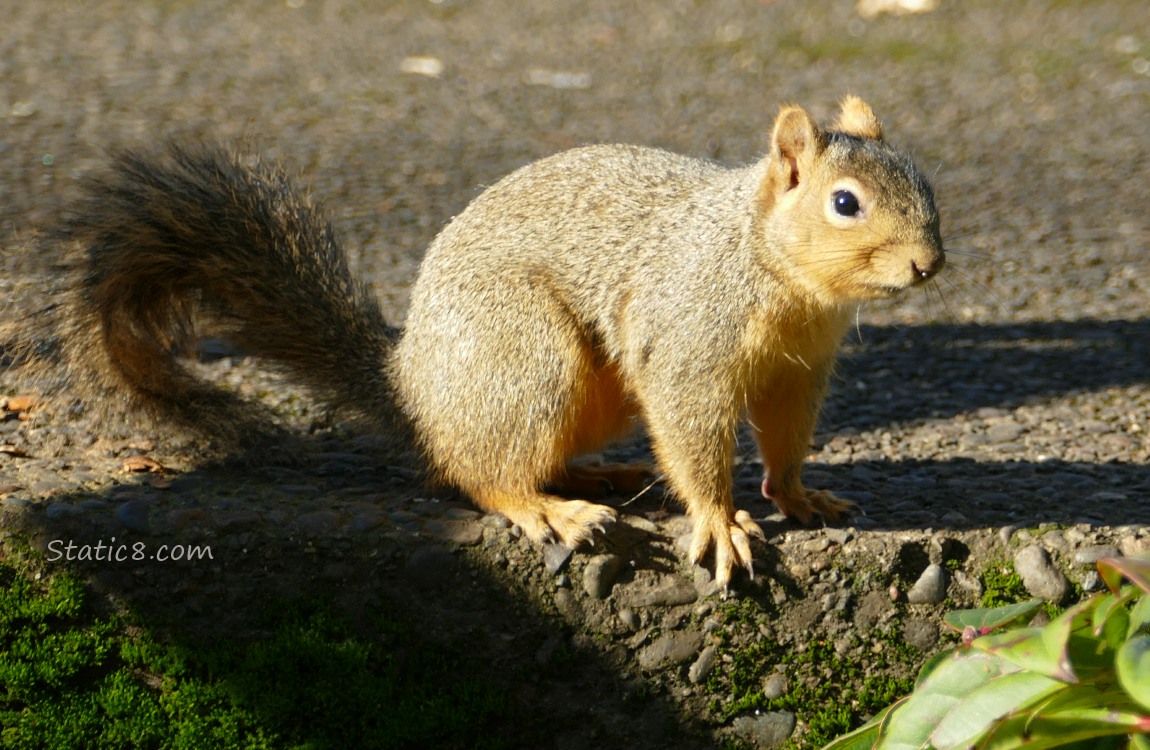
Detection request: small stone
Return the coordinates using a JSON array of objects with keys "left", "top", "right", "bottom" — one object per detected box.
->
[
  {"left": 637, "top": 630, "right": 705, "bottom": 671},
  {"left": 583, "top": 554, "right": 624, "bottom": 599},
  {"left": 348, "top": 511, "right": 387, "bottom": 532},
  {"left": 542, "top": 543, "right": 574, "bottom": 574},
  {"left": 297, "top": 510, "right": 341, "bottom": 537},
  {"left": 1073, "top": 545, "right": 1120, "bottom": 566},
  {"left": 618, "top": 608, "right": 640, "bottom": 630},
  {"left": 902, "top": 619, "right": 940, "bottom": 651},
  {"left": 762, "top": 672, "right": 788, "bottom": 700},
  {"left": 730, "top": 711, "right": 796, "bottom": 748},
  {"left": 1119, "top": 536, "right": 1150, "bottom": 557},
  {"left": 166, "top": 508, "right": 206, "bottom": 531},
  {"left": 45, "top": 502, "right": 85, "bottom": 521},
  {"left": 998, "top": 525, "right": 1018, "bottom": 545},
  {"left": 940, "top": 511, "right": 968, "bottom": 525},
  {"left": 986, "top": 423, "right": 1025, "bottom": 442},
  {"left": 114, "top": 499, "right": 152, "bottom": 532},
  {"left": 907, "top": 564, "right": 948, "bottom": 604},
  {"left": 1041, "top": 530, "right": 1069, "bottom": 553},
  {"left": 554, "top": 588, "right": 582, "bottom": 621},
  {"left": 423, "top": 519, "right": 483, "bottom": 546},
  {"left": 688, "top": 645, "right": 718, "bottom": 684},
  {"left": 404, "top": 546, "right": 455, "bottom": 588},
  {"left": 824, "top": 527, "right": 853, "bottom": 545},
  {"left": 616, "top": 578, "right": 699, "bottom": 608},
  {"left": 1014, "top": 545, "right": 1070, "bottom": 603},
  {"left": 623, "top": 515, "right": 660, "bottom": 534},
  {"left": 1080, "top": 570, "right": 1103, "bottom": 592}
]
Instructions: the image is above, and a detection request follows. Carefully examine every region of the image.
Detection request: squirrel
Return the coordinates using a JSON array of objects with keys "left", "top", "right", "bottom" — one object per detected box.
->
[{"left": 14, "top": 96, "right": 942, "bottom": 588}]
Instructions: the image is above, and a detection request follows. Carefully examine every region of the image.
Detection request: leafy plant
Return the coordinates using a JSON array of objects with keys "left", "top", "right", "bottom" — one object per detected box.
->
[{"left": 822, "top": 555, "right": 1150, "bottom": 750}]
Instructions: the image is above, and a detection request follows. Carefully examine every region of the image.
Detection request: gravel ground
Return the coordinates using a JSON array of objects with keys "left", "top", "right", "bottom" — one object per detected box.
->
[{"left": 1, "top": 1, "right": 1148, "bottom": 747}]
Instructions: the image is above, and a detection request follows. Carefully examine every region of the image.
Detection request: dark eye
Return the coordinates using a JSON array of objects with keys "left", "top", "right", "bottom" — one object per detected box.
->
[{"left": 833, "top": 190, "right": 861, "bottom": 217}]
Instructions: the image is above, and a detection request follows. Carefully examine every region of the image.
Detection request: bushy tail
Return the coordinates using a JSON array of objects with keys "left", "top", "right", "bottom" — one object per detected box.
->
[{"left": 13, "top": 142, "right": 405, "bottom": 446}]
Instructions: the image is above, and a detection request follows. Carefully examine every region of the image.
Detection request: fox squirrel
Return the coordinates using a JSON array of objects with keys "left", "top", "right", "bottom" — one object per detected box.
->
[{"left": 17, "top": 96, "right": 942, "bottom": 588}]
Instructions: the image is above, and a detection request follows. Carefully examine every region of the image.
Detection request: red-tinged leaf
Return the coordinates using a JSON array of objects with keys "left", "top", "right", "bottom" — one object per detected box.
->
[
  {"left": 973, "top": 626, "right": 1075, "bottom": 683},
  {"left": 944, "top": 600, "right": 1044, "bottom": 635},
  {"left": 974, "top": 705, "right": 1149, "bottom": 750},
  {"left": 1098, "top": 555, "right": 1150, "bottom": 595}
]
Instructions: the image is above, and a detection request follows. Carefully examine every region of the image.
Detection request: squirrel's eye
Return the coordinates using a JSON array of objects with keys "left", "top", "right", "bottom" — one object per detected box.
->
[{"left": 832, "top": 190, "right": 861, "bottom": 218}]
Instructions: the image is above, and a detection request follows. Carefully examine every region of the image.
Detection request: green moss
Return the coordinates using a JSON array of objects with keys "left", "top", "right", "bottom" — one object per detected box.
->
[
  {"left": 0, "top": 560, "right": 515, "bottom": 750},
  {"left": 706, "top": 626, "right": 918, "bottom": 749},
  {"left": 979, "top": 560, "right": 1030, "bottom": 608}
]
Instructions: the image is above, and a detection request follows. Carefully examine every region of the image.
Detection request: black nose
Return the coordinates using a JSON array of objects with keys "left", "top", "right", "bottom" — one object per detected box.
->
[{"left": 911, "top": 253, "right": 944, "bottom": 282}]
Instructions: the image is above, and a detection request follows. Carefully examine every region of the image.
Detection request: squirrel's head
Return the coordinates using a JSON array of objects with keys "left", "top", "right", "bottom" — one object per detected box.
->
[{"left": 757, "top": 96, "right": 944, "bottom": 306}]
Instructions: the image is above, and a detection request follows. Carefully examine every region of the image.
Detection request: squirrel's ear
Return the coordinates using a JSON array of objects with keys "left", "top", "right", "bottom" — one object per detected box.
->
[
  {"left": 833, "top": 95, "right": 883, "bottom": 140},
  {"left": 763, "top": 105, "right": 826, "bottom": 199}
]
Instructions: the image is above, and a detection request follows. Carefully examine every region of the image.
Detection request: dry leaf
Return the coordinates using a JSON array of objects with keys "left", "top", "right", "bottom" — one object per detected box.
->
[
  {"left": 0, "top": 445, "right": 29, "bottom": 458},
  {"left": 3, "top": 395, "right": 38, "bottom": 412},
  {"left": 120, "top": 455, "right": 166, "bottom": 474}
]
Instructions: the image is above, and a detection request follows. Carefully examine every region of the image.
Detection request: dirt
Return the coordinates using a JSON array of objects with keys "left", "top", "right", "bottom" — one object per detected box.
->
[{"left": 1, "top": 0, "right": 1148, "bottom": 748}]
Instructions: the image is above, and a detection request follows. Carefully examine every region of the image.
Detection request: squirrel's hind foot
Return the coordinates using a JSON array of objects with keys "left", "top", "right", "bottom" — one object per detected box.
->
[
  {"left": 764, "top": 481, "right": 857, "bottom": 525},
  {"left": 689, "top": 509, "right": 767, "bottom": 590},
  {"left": 472, "top": 489, "right": 617, "bottom": 549}
]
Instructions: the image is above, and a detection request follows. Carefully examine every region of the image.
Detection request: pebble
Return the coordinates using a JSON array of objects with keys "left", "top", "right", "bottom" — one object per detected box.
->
[
  {"left": 542, "top": 543, "right": 574, "bottom": 574},
  {"left": 45, "top": 502, "right": 85, "bottom": 520},
  {"left": 583, "top": 554, "right": 624, "bottom": 599},
  {"left": 824, "top": 527, "right": 853, "bottom": 545},
  {"left": 167, "top": 508, "right": 206, "bottom": 531},
  {"left": 296, "top": 510, "right": 342, "bottom": 537},
  {"left": 688, "top": 645, "right": 718, "bottom": 684},
  {"left": 422, "top": 519, "right": 483, "bottom": 546},
  {"left": 637, "top": 630, "right": 704, "bottom": 671},
  {"left": 730, "top": 711, "right": 796, "bottom": 749},
  {"left": 616, "top": 578, "right": 699, "bottom": 608},
  {"left": 902, "top": 619, "right": 940, "bottom": 651},
  {"left": 404, "top": 546, "right": 455, "bottom": 588},
  {"left": 1073, "top": 545, "right": 1120, "bottom": 566},
  {"left": 348, "top": 510, "right": 387, "bottom": 532},
  {"left": 906, "top": 564, "right": 948, "bottom": 604},
  {"left": 1014, "top": 545, "right": 1070, "bottom": 603},
  {"left": 761, "top": 672, "right": 788, "bottom": 700},
  {"left": 114, "top": 499, "right": 153, "bottom": 532}
]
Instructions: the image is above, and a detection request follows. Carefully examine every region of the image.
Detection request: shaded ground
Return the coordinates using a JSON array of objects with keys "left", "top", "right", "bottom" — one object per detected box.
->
[{"left": 1, "top": 1, "right": 1148, "bottom": 747}]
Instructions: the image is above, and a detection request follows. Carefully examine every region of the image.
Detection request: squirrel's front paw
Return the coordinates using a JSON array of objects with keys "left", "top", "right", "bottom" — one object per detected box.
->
[
  {"left": 689, "top": 510, "right": 767, "bottom": 589},
  {"left": 762, "top": 480, "right": 857, "bottom": 525}
]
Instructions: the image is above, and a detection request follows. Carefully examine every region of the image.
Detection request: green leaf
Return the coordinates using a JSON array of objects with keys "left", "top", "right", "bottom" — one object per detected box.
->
[
  {"left": 973, "top": 627, "right": 1074, "bottom": 683},
  {"left": 1098, "top": 556, "right": 1150, "bottom": 595},
  {"left": 1129, "top": 593, "right": 1150, "bottom": 639},
  {"left": 1116, "top": 635, "right": 1150, "bottom": 712},
  {"left": 1132, "top": 732, "right": 1150, "bottom": 750},
  {"left": 943, "top": 600, "right": 1044, "bottom": 635},
  {"left": 930, "top": 670, "right": 1064, "bottom": 749},
  {"left": 975, "top": 705, "right": 1150, "bottom": 750},
  {"left": 1091, "top": 591, "right": 1131, "bottom": 647},
  {"left": 914, "top": 650, "right": 953, "bottom": 689},
  {"left": 879, "top": 650, "right": 1012, "bottom": 750}
]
